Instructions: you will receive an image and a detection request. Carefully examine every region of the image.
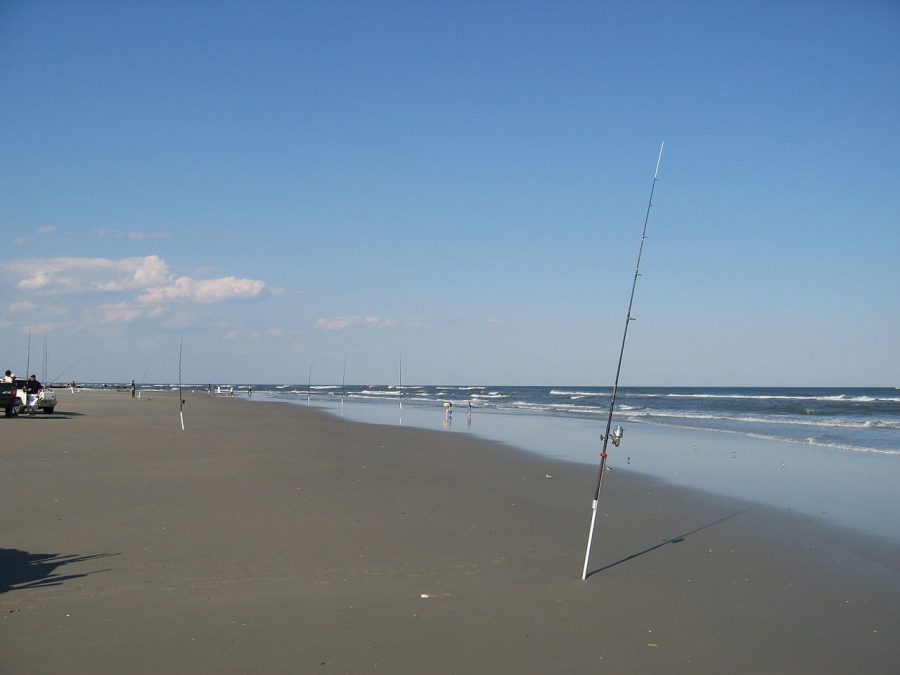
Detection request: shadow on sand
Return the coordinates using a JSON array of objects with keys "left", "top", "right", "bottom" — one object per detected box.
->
[
  {"left": 6, "top": 411, "right": 85, "bottom": 419},
  {"left": 0, "top": 548, "right": 117, "bottom": 593},
  {"left": 586, "top": 505, "right": 757, "bottom": 579}
]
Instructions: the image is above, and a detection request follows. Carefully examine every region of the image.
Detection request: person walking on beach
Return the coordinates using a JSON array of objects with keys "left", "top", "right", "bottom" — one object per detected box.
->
[{"left": 131, "top": 379, "right": 136, "bottom": 398}]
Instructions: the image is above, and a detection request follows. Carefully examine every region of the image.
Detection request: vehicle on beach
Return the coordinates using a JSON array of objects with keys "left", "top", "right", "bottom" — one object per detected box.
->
[
  {"left": 0, "top": 380, "right": 17, "bottom": 416},
  {"left": 13, "top": 378, "right": 57, "bottom": 415}
]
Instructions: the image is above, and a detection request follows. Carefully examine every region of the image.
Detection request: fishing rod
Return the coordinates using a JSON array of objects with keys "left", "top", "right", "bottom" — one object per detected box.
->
[
  {"left": 42, "top": 330, "right": 48, "bottom": 383},
  {"left": 50, "top": 357, "right": 85, "bottom": 386},
  {"left": 25, "top": 323, "right": 31, "bottom": 378},
  {"left": 178, "top": 337, "right": 185, "bottom": 431},
  {"left": 581, "top": 141, "right": 665, "bottom": 580},
  {"left": 341, "top": 356, "right": 347, "bottom": 416}
]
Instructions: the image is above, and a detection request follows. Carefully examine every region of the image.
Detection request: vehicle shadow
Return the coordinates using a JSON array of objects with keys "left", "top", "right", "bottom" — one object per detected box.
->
[
  {"left": 0, "top": 548, "right": 118, "bottom": 593},
  {"left": 7, "top": 411, "right": 86, "bottom": 419},
  {"left": 585, "top": 505, "right": 757, "bottom": 578}
]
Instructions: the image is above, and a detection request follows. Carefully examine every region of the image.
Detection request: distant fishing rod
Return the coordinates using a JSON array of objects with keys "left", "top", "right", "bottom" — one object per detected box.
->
[
  {"left": 178, "top": 337, "right": 185, "bottom": 431},
  {"left": 581, "top": 141, "right": 665, "bottom": 580},
  {"left": 25, "top": 323, "right": 31, "bottom": 378},
  {"left": 42, "top": 330, "right": 48, "bottom": 384},
  {"left": 50, "top": 357, "right": 85, "bottom": 386},
  {"left": 341, "top": 356, "right": 347, "bottom": 415}
]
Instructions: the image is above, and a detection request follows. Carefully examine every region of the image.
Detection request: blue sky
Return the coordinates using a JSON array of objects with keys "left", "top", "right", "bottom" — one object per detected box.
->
[{"left": 1, "top": 0, "right": 897, "bottom": 386}]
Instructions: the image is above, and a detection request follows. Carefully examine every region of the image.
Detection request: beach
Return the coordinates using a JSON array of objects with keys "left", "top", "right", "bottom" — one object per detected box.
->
[{"left": 2, "top": 391, "right": 898, "bottom": 674}]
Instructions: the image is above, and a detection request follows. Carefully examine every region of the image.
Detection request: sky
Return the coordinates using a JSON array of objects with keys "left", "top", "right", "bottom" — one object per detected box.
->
[{"left": 1, "top": 0, "right": 898, "bottom": 386}]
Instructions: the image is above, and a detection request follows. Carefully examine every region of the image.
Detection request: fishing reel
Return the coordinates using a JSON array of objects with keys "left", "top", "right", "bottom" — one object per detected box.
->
[{"left": 607, "top": 424, "right": 624, "bottom": 447}]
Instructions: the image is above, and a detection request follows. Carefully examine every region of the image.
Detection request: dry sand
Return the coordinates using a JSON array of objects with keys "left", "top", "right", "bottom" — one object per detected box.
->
[{"left": 2, "top": 390, "right": 898, "bottom": 674}]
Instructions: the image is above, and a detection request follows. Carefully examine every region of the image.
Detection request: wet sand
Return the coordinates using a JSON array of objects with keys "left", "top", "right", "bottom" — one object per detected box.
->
[{"left": 2, "top": 390, "right": 898, "bottom": 674}]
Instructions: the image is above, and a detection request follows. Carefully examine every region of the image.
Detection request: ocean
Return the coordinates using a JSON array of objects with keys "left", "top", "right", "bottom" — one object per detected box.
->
[{"left": 226, "top": 384, "right": 900, "bottom": 456}]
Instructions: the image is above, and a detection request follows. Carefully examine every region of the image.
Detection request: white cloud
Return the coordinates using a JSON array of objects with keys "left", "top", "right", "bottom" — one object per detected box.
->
[
  {"left": 315, "top": 315, "right": 398, "bottom": 331},
  {"left": 11, "top": 255, "right": 171, "bottom": 292},
  {"left": 137, "top": 276, "right": 266, "bottom": 304},
  {"left": 8, "top": 300, "right": 35, "bottom": 313},
  {"left": 18, "top": 226, "right": 171, "bottom": 241},
  {"left": 91, "top": 228, "right": 172, "bottom": 240},
  {"left": 7, "top": 255, "right": 269, "bottom": 325},
  {"left": 98, "top": 301, "right": 169, "bottom": 324}
]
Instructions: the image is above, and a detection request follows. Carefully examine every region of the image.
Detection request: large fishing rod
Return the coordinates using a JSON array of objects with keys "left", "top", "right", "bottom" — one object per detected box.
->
[{"left": 581, "top": 141, "right": 665, "bottom": 580}]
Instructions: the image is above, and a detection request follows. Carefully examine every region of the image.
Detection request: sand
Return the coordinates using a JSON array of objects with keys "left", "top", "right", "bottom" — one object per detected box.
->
[{"left": 2, "top": 390, "right": 898, "bottom": 674}]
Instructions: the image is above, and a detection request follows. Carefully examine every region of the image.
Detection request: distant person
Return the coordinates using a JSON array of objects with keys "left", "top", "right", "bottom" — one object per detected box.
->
[
  {"left": 248, "top": 385, "right": 253, "bottom": 398},
  {"left": 208, "top": 384, "right": 212, "bottom": 397},
  {"left": 69, "top": 380, "right": 77, "bottom": 393},
  {"left": 131, "top": 380, "right": 136, "bottom": 398},
  {"left": 3, "top": 370, "right": 12, "bottom": 383},
  {"left": 230, "top": 385, "right": 234, "bottom": 397}
]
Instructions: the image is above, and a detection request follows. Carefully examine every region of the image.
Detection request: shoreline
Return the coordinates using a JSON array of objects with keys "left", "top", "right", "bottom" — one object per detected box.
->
[
  {"left": 287, "top": 395, "right": 900, "bottom": 542},
  {"left": 2, "top": 390, "right": 898, "bottom": 673}
]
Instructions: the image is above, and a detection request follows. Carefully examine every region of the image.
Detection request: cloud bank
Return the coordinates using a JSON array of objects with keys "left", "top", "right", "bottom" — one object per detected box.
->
[{"left": 8, "top": 255, "right": 268, "bottom": 324}]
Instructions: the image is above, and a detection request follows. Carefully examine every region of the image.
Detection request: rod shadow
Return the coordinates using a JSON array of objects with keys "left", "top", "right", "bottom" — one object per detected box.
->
[
  {"left": 0, "top": 548, "right": 118, "bottom": 593},
  {"left": 585, "top": 505, "right": 757, "bottom": 579}
]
